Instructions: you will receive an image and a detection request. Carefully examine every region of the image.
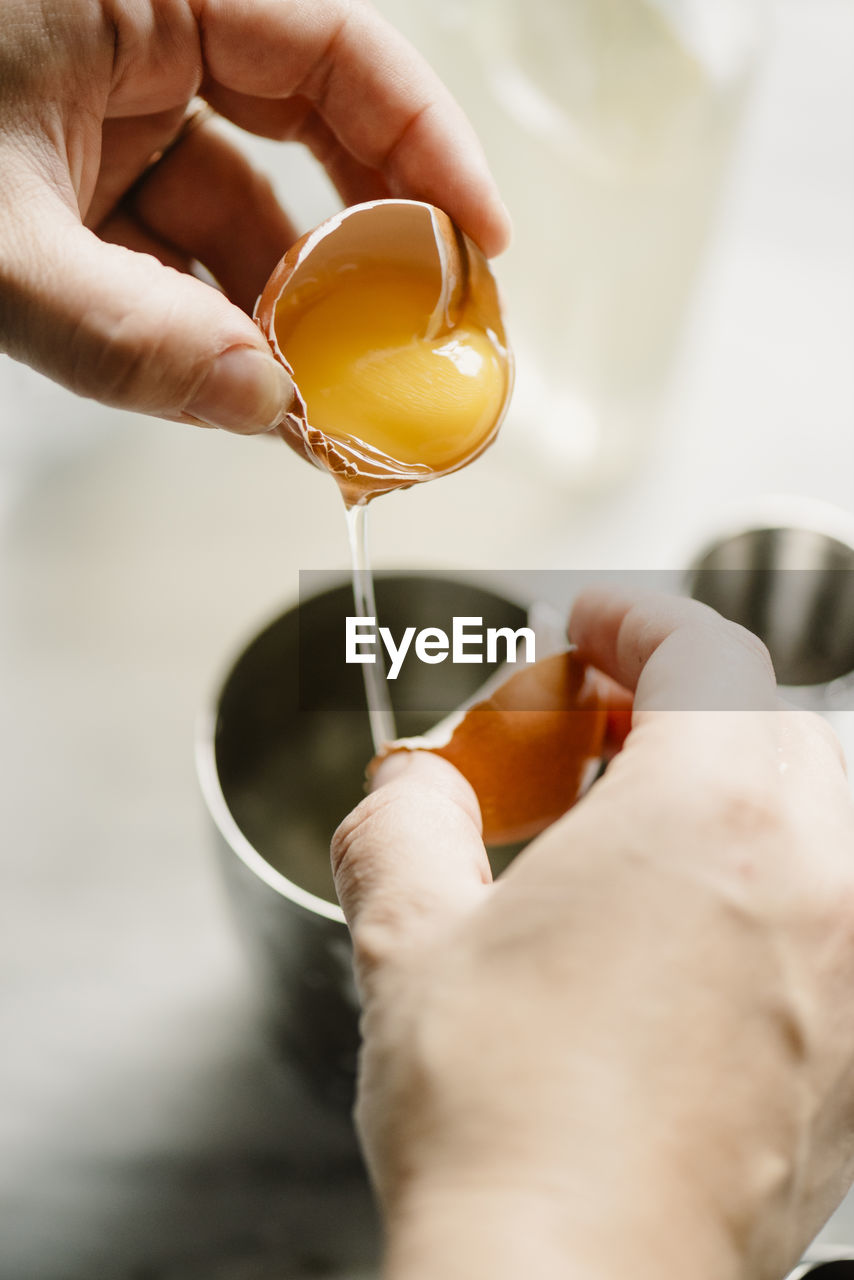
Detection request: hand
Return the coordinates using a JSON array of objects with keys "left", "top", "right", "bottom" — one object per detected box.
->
[
  {"left": 333, "top": 591, "right": 854, "bottom": 1280},
  {"left": 0, "top": 0, "right": 509, "bottom": 433}
]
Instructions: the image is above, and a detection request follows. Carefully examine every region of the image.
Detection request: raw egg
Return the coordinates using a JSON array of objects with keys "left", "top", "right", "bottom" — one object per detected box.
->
[
  {"left": 254, "top": 200, "right": 513, "bottom": 506},
  {"left": 371, "top": 651, "right": 607, "bottom": 846}
]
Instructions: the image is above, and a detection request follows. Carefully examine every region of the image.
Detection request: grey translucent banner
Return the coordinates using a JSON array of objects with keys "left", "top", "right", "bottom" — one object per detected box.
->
[{"left": 295, "top": 567, "right": 854, "bottom": 715}]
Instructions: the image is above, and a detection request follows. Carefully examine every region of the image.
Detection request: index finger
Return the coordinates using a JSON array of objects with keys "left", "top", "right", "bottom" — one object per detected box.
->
[
  {"left": 196, "top": 0, "right": 511, "bottom": 256},
  {"left": 569, "top": 589, "right": 779, "bottom": 714},
  {"left": 564, "top": 591, "right": 852, "bottom": 875}
]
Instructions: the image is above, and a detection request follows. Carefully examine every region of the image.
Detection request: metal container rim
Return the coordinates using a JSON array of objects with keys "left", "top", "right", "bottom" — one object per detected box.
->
[{"left": 194, "top": 587, "right": 350, "bottom": 926}]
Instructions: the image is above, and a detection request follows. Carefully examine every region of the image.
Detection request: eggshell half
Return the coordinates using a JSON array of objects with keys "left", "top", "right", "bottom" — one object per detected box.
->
[
  {"left": 371, "top": 651, "right": 607, "bottom": 846},
  {"left": 254, "top": 199, "right": 513, "bottom": 506}
]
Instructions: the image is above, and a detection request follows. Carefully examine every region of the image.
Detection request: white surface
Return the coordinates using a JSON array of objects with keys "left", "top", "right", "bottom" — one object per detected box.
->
[{"left": 1, "top": 0, "right": 854, "bottom": 1274}]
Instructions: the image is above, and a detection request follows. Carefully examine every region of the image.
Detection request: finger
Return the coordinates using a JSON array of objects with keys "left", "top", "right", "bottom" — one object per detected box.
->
[
  {"left": 124, "top": 119, "right": 298, "bottom": 313},
  {"left": 331, "top": 752, "right": 490, "bottom": 980},
  {"left": 585, "top": 669, "right": 634, "bottom": 757},
  {"left": 98, "top": 208, "right": 192, "bottom": 274},
  {"left": 85, "top": 107, "right": 188, "bottom": 228},
  {"left": 3, "top": 169, "right": 294, "bottom": 434},
  {"left": 566, "top": 590, "right": 817, "bottom": 807},
  {"left": 569, "top": 589, "right": 779, "bottom": 714},
  {"left": 199, "top": 86, "right": 392, "bottom": 207},
  {"left": 198, "top": 0, "right": 511, "bottom": 256}
]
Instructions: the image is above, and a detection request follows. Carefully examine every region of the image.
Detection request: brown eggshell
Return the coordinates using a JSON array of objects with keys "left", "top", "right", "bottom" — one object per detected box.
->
[
  {"left": 371, "top": 651, "right": 607, "bottom": 846},
  {"left": 254, "top": 199, "right": 513, "bottom": 506}
]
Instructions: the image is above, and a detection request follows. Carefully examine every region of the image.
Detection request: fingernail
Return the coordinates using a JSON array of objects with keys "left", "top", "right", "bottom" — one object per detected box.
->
[
  {"left": 369, "top": 750, "right": 453, "bottom": 792},
  {"left": 186, "top": 346, "right": 294, "bottom": 433},
  {"left": 370, "top": 750, "right": 422, "bottom": 790}
]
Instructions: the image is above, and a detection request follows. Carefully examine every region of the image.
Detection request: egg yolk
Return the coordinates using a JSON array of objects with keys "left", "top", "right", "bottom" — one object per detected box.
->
[{"left": 274, "top": 264, "right": 506, "bottom": 469}]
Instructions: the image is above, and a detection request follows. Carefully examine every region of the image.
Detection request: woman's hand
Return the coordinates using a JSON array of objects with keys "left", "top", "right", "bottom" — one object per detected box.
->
[
  {"left": 0, "top": 0, "right": 509, "bottom": 432},
  {"left": 333, "top": 591, "right": 854, "bottom": 1280}
]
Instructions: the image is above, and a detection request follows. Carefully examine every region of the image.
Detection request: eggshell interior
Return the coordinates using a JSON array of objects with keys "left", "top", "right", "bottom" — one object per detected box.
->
[
  {"left": 372, "top": 651, "right": 607, "bottom": 847},
  {"left": 254, "top": 199, "right": 512, "bottom": 506}
]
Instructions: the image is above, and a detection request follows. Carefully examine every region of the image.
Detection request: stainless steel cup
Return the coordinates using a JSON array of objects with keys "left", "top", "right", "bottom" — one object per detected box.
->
[
  {"left": 789, "top": 1260, "right": 854, "bottom": 1278},
  {"left": 196, "top": 574, "right": 526, "bottom": 1107},
  {"left": 686, "top": 507, "right": 854, "bottom": 702}
]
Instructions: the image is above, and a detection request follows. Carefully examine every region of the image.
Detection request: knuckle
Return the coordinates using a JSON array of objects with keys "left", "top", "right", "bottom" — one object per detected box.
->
[
  {"left": 707, "top": 773, "right": 786, "bottom": 843},
  {"left": 349, "top": 917, "right": 398, "bottom": 973},
  {"left": 728, "top": 621, "right": 776, "bottom": 680},
  {"left": 329, "top": 791, "right": 377, "bottom": 882}
]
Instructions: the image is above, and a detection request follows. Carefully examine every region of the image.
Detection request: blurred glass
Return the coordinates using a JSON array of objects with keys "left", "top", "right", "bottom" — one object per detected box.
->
[{"left": 378, "top": 0, "right": 766, "bottom": 489}]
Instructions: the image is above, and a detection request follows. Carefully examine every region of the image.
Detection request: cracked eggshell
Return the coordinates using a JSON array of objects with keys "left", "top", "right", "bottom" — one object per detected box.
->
[
  {"left": 254, "top": 199, "right": 513, "bottom": 506},
  {"left": 370, "top": 651, "right": 607, "bottom": 847}
]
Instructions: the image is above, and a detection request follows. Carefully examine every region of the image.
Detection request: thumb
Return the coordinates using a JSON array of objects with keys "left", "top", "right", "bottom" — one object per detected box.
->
[
  {"left": 2, "top": 201, "right": 294, "bottom": 433},
  {"left": 331, "top": 752, "right": 491, "bottom": 982}
]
